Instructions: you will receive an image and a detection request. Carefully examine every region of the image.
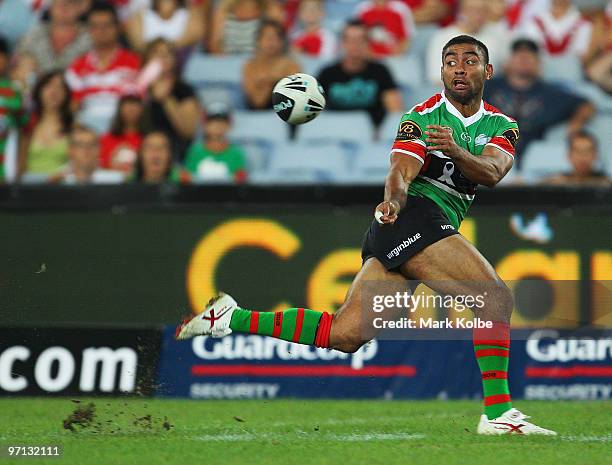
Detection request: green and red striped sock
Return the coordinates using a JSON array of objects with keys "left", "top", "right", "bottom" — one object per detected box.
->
[
  {"left": 473, "top": 321, "right": 512, "bottom": 420},
  {"left": 229, "top": 307, "right": 333, "bottom": 347}
]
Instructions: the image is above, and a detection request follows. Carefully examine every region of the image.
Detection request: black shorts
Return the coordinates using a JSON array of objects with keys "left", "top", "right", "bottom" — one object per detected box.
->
[{"left": 361, "top": 195, "right": 460, "bottom": 271}]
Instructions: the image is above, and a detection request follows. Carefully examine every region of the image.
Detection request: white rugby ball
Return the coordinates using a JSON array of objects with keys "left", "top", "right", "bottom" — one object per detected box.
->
[{"left": 272, "top": 73, "right": 326, "bottom": 125}]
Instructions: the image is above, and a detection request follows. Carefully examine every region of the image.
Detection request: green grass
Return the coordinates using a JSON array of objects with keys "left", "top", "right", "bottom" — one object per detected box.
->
[{"left": 0, "top": 398, "right": 609, "bottom": 465}]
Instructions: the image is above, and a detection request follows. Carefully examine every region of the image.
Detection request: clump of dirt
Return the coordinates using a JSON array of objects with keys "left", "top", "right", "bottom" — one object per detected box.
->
[
  {"left": 62, "top": 400, "right": 174, "bottom": 434},
  {"left": 63, "top": 402, "right": 96, "bottom": 432}
]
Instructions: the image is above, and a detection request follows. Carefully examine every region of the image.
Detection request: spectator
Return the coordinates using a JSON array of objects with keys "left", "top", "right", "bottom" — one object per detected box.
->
[
  {"left": 210, "top": 0, "right": 284, "bottom": 54},
  {"left": 19, "top": 71, "right": 72, "bottom": 179},
  {"left": 16, "top": 0, "right": 92, "bottom": 75},
  {"left": 401, "top": 0, "right": 456, "bottom": 26},
  {"left": 355, "top": 0, "right": 415, "bottom": 56},
  {"left": 543, "top": 131, "right": 610, "bottom": 186},
  {"left": 185, "top": 103, "right": 247, "bottom": 183},
  {"left": 0, "top": 36, "right": 28, "bottom": 183},
  {"left": 505, "top": 0, "right": 549, "bottom": 30},
  {"left": 65, "top": 2, "right": 140, "bottom": 133},
  {"left": 99, "top": 94, "right": 144, "bottom": 174},
  {"left": 135, "top": 130, "right": 187, "bottom": 183},
  {"left": 142, "top": 38, "right": 201, "bottom": 160},
  {"left": 585, "top": 2, "right": 612, "bottom": 93},
  {"left": 54, "top": 125, "right": 124, "bottom": 184},
  {"left": 126, "top": 0, "right": 205, "bottom": 52},
  {"left": 520, "top": 0, "right": 592, "bottom": 61},
  {"left": 426, "top": 0, "right": 509, "bottom": 84},
  {"left": 242, "top": 20, "right": 301, "bottom": 110},
  {"left": 484, "top": 39, "right": 595, "bottom": 166},
  {"left": 290, "top": 0, "right": 337, "bottom": 59},
  {"left": 317, "top": 20, "right": 403, "bottom": 127}
]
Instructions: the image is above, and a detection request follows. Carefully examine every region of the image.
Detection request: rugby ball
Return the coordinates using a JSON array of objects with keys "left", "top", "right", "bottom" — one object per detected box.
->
[{"left": 272, "top": 73, "right": 326, "bottom": 125}]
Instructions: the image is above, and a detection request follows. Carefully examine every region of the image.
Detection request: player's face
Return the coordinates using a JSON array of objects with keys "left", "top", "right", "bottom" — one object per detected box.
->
[{"left": 441, "top": 44, "right": 492, "bottom": 105}]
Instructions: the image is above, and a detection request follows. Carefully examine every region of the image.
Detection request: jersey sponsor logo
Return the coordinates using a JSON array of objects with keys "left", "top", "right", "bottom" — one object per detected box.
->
[
  {"left": 395, "top": 120, "right": 422, "bottom": 141},
  {"left": 475, "top": 134, "right": 491, "bottom": 145},
  {"left": 502, "top": 128, "right": 520, "bottom": 147},
  {"left": 460, "top": 132, "right": 471, "bottom": 142},
  {"left": 440, "top": 224, "right": 454, "bottom": 230},
  {"left": 386, "top": 233, "right": 422, "bottom": 259}
]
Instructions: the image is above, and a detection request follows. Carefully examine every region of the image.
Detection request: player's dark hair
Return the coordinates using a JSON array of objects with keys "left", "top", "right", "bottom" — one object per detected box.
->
[
  {"left": 442, "top": 35, "right": 489, "bottom": 65},
  {"left": 568, "top": 129, "right": 598, "bottom": 151},
  {"left": 87, "top": 1, "right": 119, "bottom": 24}
]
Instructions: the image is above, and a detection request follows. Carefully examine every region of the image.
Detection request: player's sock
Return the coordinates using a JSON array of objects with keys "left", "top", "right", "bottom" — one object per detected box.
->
[
  {"left": 229, "top": 307, "right": 333, "bottom": 348},
  {"left": 473, "top": 321, "right": 512, "bottom": 420}
]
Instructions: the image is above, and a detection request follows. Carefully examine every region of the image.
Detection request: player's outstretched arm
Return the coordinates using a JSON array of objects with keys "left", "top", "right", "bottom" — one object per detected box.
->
[
  {"left": 375, "top": 152, "right": 423, "bottom": 224},
  {"left": 425, "top": 125, "right": 513, "bottom": 187}
]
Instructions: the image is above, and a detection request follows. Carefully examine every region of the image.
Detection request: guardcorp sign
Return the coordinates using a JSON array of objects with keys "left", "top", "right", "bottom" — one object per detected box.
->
[{"left": 1, "top": 206, "right": 610, "bottom": 326}]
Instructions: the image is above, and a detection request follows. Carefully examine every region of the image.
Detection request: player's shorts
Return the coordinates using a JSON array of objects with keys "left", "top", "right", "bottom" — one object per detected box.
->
[{"left": 361, "top": 195, "right": 460, "bottom": 271}]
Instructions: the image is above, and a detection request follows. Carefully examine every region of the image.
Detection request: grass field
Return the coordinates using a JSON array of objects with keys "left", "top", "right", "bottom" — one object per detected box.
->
[{"left": 0, "top": 398, "right": 609, "bottom": 465}]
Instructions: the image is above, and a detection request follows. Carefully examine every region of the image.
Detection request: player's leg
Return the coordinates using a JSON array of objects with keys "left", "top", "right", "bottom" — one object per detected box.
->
[
  {"left": 398, "top": 234, "right": 555, "bottom": 434},
  {"left": 176, "top": 257, "right": 410, "bottom": 353}
]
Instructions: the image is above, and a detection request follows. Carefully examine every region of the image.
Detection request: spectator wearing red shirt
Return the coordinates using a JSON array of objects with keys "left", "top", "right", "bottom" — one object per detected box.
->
[
  {"left": 291, "top": 0, "right": 337, "bottom": 59},
  {"left": 99, "top": 95, "right": 144, "bottom": 174},
  {"left": 520, "top": 0, "right": 593, "bottom": 61},
  {"left": 402, "top": 0, "right": 456, "bottom": 26},
  {"left": 354, "top": 0, "right": 415, "bottom": 56},
  {"left": 65, "top": 2, "right": 140, "bottom": 133}
]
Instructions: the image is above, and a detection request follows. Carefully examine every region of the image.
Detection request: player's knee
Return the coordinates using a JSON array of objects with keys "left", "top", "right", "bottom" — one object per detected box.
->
[{"left": 490, "top": 280, "right": 514, "bottom": 317}]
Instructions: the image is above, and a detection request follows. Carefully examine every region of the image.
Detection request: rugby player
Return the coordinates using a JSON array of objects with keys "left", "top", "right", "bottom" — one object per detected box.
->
[{"left": 176, "top": 35, "right": 556, "bottom": 435}]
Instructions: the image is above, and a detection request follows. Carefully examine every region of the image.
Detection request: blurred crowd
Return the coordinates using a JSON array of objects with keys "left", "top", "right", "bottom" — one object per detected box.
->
[{"left": 0, "top": 0, "right": 610, "bottom": 186}]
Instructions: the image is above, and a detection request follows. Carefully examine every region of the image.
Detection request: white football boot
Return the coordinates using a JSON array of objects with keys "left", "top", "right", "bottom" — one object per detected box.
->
[
  {"left": 477, "top": 408, "right": 557, "bottom": 435},
  {"left": 175, "top": 293, "right": 238, "bottom": 340}
]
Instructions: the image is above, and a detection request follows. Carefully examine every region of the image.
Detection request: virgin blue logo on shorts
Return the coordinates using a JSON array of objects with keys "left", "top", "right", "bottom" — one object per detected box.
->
[{"left": 387, "top": 233, "right": 421, "bottom": 259}]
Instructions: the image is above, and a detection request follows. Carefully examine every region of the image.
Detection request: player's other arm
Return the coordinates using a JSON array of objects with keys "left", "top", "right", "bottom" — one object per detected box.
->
[
  {"left": 425, "top": 125, "right": 514, "bottom": 187},
  {"left": 376, "top": 153, "right": 422, "bottom": 224}
]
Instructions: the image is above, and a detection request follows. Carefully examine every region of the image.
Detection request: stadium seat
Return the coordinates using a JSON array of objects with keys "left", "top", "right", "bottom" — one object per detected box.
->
[
  {"left": 183, "top": 53, "right": 248, "bottom": 109},
  {"left": 266, "top": 141, "right": 352, "bottom": 183},
  {"left": 406, "top": 84, "right": 443, "bottom": 109},
  {"left": 588, "top": 115, "right": 612, "bottom": 174},
  {"left": 379, "top": 112, "right": 405, "bottom": 144},
  {"left": 572, "top": 81, "right": 612, "bottom": 114},
  {"left": 183, "top": 53, "right": 246, "bottom": 85},
  {"left": 325, "top": 0, "right": 360, "bottom": 32},
  {"left": 542, "top": 55, "right": 584, "bottom": 84},
  {"left": 297, "top": 55, "right": 329, "bottom": 77},
  {"left": 384, "top": 54, "right": 425, "bottom": 90},
  {"left": 295, "top": 111, "right": 375, "bottom": 142},
  {"left": 520, "top": 140, "right": 570, "bottom": 182},
  {"left": 351, "top": 142, "right": 393, "bottom": 184},
  {"left": 239, "top": 139, "right": 273, "bottom": 174},
  {"left": 230, "top": 110, "right": 292, "bottom": 143},
  {"left": 411, "top": 24, "right": 440, "bottom": 62}
]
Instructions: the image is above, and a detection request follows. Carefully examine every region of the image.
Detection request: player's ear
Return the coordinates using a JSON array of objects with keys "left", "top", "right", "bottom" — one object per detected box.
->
[{"left": 485, "top": 63, "right": 493, "bottom": 80}]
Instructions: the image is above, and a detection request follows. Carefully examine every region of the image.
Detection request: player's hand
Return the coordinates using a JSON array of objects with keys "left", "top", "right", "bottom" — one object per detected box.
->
[
  {"left": 374, "top": 200, "right": 400, "bottom": 225},
  {"left": 425, "top": 125, "right": 461, "bottom": 157}
]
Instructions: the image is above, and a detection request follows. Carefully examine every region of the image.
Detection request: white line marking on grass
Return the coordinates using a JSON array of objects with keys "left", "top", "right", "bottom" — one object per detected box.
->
[
  {"left": 188, "top": 432, "right": 425, "bottom": 442},
  {"left": 561, "top": 434, "right": 612, "bottom": 443}
]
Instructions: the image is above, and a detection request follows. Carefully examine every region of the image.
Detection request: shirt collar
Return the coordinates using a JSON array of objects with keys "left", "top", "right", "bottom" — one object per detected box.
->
[{"left": 442, "top": 92, "right": 484, "bottom": 127}]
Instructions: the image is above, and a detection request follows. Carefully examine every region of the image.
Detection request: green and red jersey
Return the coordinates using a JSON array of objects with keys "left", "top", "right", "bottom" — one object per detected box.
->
[
  {"left": 391, "top": 92, "right": 519, "bottom": 228},
  {"left": 0, "top": 78, "right": 28, "bottom": 181}
]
